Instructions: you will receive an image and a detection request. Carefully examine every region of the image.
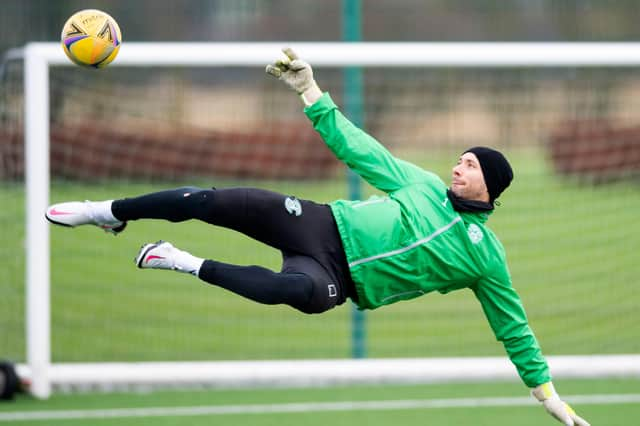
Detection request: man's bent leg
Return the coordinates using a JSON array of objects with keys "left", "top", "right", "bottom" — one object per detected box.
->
[
  {"left": 135, "top": 240, "right": 314, "bottom": 313},
  {"left": 135, "top": 240, "right": 339, "bottom": 314},
  {"left": 198, "top": 260, "right": 321, "bottom": 313}
]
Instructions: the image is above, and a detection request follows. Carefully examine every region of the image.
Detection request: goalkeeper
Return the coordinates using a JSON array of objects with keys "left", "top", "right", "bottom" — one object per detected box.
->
[{"left": 46, "top": 48, "right": 589, "bottom": 425}]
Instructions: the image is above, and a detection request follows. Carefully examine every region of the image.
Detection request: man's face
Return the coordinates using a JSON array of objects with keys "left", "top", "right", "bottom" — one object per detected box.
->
[{"left": 450, "top": 152, "right": 490, "bottom": 203}]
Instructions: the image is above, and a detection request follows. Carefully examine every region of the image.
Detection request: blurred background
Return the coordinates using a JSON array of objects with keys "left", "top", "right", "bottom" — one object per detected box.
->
[
  {"left": 1, "top": 0, "right": 639, "bottom": 392},
  {"left": 3, "top": 0, "right": 640, "bottom": 45}
]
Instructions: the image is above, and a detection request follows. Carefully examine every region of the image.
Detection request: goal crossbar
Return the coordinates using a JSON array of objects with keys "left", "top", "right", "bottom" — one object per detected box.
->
[{"left": 23, "top": 41, "right": 640, "bottom": 67}]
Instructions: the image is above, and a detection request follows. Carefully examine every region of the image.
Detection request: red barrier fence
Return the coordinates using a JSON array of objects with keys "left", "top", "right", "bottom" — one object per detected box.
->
[
  {"left": 548, "top": 119, "right": 640, "bottom": 182},
  {"left": 0, "top": 122, "right": 340, "bottom": 181}
]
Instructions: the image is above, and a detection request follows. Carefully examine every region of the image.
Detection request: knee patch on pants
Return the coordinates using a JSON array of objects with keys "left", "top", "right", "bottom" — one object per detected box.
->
[{"left": 282, "top": 255, "right": 343, "bottom": 314}]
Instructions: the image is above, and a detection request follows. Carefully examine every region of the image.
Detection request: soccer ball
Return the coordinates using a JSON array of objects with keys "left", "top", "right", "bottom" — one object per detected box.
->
[{"left": 61, "top": 9, "right": 122, "bottom": 68}]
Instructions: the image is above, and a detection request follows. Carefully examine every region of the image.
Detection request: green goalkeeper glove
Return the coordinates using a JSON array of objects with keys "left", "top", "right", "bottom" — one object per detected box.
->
[
  {"left": 266, "top": 47, "right": 323, "bottom": 106},
  {"left": 532, "top": 382, "right": 590, "bottom": 426}
]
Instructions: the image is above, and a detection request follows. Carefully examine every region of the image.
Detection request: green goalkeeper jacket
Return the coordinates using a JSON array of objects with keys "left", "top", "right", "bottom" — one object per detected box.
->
[{"left": 305, "top": 93, "right": 551, "bottom": 388}]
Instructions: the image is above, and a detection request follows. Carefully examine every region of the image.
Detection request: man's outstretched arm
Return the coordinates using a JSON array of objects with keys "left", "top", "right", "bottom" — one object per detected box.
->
[
  {"left": 266, "top": 48, "right": 438, "bottom": 193},
  {"left": 473, "top": 276, "right": 590, "bottom": 426}
]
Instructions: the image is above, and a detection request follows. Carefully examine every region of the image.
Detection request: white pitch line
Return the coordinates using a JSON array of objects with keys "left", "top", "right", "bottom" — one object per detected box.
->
[{"left": 1, "top": 394, "right": 640, "bottom": 422}]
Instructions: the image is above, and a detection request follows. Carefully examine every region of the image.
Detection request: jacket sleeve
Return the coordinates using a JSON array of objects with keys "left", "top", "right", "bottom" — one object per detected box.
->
[
  {"left": 471, "top": 267, "right": 551, "bottom": 388},
  {"left": 305, "top": 93, "right": 433, "bottom": 193}
]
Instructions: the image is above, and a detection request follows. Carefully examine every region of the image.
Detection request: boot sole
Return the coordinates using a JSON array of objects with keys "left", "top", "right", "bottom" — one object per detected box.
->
[
  {"left": 44, "top": 213, "right": 73, "bottom": 228},
  {"left": 45, "top": 212, "right": 127, "bottom": 234}
]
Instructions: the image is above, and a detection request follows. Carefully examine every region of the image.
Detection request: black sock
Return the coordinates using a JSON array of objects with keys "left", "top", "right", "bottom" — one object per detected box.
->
[{"left": 111, "top": 186, "right": 212, "bottom": 222}]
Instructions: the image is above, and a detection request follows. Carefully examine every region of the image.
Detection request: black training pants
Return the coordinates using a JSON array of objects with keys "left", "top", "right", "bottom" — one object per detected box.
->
[{"left": 112, "top": 187, "right": 354, "bottom": 313}]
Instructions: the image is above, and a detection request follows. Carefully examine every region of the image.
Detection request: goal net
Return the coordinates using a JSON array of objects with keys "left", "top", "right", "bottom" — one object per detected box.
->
[{"left": 2, "top": 42, "right": 639, "bottom": 398}]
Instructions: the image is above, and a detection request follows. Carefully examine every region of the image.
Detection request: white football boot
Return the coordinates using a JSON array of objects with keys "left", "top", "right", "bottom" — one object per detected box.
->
[
  {"left": 135, "top": 240, "right": 203, "bottom": 276},
  {"left": 45, "top": 200, "right": 126, "bottom": 235}
]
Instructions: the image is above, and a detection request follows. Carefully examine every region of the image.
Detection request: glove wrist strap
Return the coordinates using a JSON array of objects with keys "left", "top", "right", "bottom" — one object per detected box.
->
[
  {"left": 299, "top": 83, "right": 322, "bottom": 106},
  {"left": 532, "top": 381, "right": 557, "bottom": 401}
]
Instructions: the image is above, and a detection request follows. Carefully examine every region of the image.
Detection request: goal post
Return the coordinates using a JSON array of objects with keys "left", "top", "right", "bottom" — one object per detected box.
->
[
  {"left": 24, "top": 43, "right": 51, "bottom": 400},
  {"left": 20, "top": 42, "right": 640, "bottom": 399}
]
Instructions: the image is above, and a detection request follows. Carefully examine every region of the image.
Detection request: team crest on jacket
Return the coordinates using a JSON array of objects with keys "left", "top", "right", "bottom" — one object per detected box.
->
[{"left": 467, "top": 224, "right": 484, "bottom": 244}]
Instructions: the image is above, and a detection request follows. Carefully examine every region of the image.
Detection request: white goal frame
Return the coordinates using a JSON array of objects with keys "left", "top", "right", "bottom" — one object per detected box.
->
[{"left": 21, "top": 42, "right": 640, "bottom": 399}]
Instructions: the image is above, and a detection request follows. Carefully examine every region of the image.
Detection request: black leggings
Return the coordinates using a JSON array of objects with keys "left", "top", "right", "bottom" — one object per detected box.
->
[{"left": 111, "top": 187, "right": 354, "bottom": 314}]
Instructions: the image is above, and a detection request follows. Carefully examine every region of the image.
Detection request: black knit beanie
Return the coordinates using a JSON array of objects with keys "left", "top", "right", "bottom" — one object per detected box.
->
[{"left": 464, "top": 147, "right": 513, "bottom": 203}]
